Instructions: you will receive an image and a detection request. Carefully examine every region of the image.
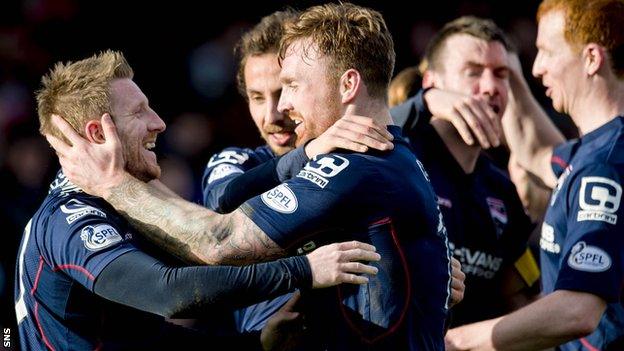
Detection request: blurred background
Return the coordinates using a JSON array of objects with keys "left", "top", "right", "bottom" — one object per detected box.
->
[{"left": 0, "top": 0, "right": 575, "bottom": 348}]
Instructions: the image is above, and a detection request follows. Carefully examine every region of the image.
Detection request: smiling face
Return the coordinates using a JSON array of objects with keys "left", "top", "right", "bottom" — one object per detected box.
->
[
  {"left": 244, "top": 53, "right": 296, "bottom": 156},
  {"left": 109, "top": 78, "right": 166, "bottom": 182},
  {"left": 277, "top": 39, "right": 343, "bottom": 147},
  {"left": 432, "top": 34, "right": 510, "bottom": 117},
  {"left": 532, "top": 10, "right": 584, "bottom": 115}
]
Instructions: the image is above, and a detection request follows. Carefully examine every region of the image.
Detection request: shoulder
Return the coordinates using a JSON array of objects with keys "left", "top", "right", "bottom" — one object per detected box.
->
[
  {"left": 604, "top": 130, "right": 624, "bottom": 166},
  {"left": 207, "top": 145, "right": 274, "bottom": 168},
  {"left": 45, "top": 193, "right": 120, "bottom": 233},
  {"left": 37, "top": 194, "right": 124, "bottom": 251},
  {"left": 308, "top": 152, "right": 380, "bottom": 176}
]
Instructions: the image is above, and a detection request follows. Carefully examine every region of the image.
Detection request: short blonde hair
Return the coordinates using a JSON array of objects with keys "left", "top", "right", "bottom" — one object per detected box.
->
[
  {"left": 279, "top": 3, "right": 395, "bottom": 100},
  {"left": 37, "top": 50, "right": 133, "bottom": 143}
]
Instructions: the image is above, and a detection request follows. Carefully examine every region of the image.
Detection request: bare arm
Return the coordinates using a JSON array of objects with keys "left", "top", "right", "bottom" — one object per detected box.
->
[
  {"left": 109, "top": 173, "right": 285, "bottom": 265},
  {"left": 149, "top": 179, "right": 183, "bottom": 199},
  {"left": 47, "top": 114, "right": 284, "bottom": 265},
  {"left": 507, "top": 154, "right": 552, "bottom": 222},
  {"left": 445, "top": 290, "right": 606, "bottom": 351},
  {"left": 502, "top": 54, "right": 565, "bottom": 189},
  {"left": 492, "top": 290, "right": 606, "bottom": 350}
]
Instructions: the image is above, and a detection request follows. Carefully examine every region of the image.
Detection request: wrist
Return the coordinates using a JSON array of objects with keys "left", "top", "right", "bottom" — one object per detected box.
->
[
  {"left": 101, "top": 171, "right": 133, "bottom": 200},
  {"left": 303, "top": 138, "right": 319, "bottom": 158}
]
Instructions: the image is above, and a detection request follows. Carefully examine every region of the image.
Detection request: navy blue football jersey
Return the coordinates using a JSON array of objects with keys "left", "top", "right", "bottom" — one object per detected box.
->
[
  {"left": 393, "top": 92, "right": 537, "bottom": 327},
  {"left": 202, "top": 145, "right": 293, "bottom": 333},
  {"left": 241, "top": 126, "right": 451, "bottom": 350},
  {"left": 14, "top": 172, "right": 141, "bottom": 350},
  {"left": 202, "top": 145, "right": 275, "bottom": 213},
  {"left": 540, "top": 116, "right": 624, "bottom": 350}
]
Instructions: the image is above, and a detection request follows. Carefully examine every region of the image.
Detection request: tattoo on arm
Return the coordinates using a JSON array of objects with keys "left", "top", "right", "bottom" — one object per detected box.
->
[{"left": 107, "top": 176, "right": 285, "bottom": 265}]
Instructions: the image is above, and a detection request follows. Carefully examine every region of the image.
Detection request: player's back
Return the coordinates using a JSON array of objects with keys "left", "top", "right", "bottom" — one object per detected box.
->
[{"left": 278, "top": 126, "right": 451, "bottom": 350}]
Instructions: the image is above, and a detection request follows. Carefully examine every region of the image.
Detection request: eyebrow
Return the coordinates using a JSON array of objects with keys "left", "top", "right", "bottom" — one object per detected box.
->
[
  {"left": 246, "top": 89, "right": 265, "bottom": 96},
  {"left": 465, "top": 61, "right": 509, "bottom": 71},
  {"left": 279, "top": 75, "right": 294, "bottom": 84},
  {"left": 131, "top": 98, "right": 148, "bottom": 112}
]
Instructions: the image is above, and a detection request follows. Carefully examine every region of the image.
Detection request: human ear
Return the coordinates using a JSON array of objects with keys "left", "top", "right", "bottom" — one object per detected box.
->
[
  {"left": 84, "top": 116, "right": 106, "bottom": 143},
  {"left": 583, "top": 43, "right": 605, "bottom": 77},
  {"left": 339, "top": 69, "right": 362, "bottom": 104},
  {"left": 422, "top": 70, "right": 436, "bottom": 89}
]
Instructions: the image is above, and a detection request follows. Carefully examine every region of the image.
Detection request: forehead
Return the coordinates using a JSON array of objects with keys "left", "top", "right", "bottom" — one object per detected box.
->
[
  {"left": 110, "top": 78, "right": 147, "bottom": 109},
  {"left": 279, "top": 39, "right": 329, "bottom": 81},
  {"left": 244, "top": 53, "right": 281, "bottom": 90},
  {"left": 536, "top": 11, "right": 566, "bottom": 49},
  {"left": 439, "top": 34, "right": 509, "bottom": 68}
]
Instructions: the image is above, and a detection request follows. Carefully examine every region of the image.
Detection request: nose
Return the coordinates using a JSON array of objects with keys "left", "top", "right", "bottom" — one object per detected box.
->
[
  {"left": 479, "top": 70, "right": 499, "bottom": 98},
  {"left": 277, "top": 89, "right": 292, "bottom": 115},
  {"left": 148, "top": 108, "right": 166, "bottom": 133},
  {"left": 265, "top": 97, "right": 283, "bottom": 125},
  {"left": 532, "top": 51, "right": 544, "bottom": 79}
]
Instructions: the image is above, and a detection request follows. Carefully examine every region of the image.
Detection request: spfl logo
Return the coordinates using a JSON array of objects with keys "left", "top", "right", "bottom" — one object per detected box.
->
[
  {"left": 80, "top": 224, "right": 123, "bottom": 251},
  {"left": 261, "top": 184, "right": 298, "bottom": 214},
  {"left": 567, "top": 241, "right": 611, "bottom": 272}
]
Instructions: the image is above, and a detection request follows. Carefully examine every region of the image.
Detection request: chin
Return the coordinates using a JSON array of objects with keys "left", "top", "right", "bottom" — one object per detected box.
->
[
  {"left": 294, "top": 134, "right": 312, "bottom": 148},
  {"left": 552, "top": 101, "right": 565, "bottom": 114},
  {"left": 271, "top": 144, "right": 295, "bottom": 156}
]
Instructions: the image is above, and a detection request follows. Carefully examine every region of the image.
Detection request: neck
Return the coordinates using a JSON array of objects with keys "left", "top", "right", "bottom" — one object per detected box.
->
[
  {"left": 431, "top": 118, "right": 481, "bottom": 173},
  {"left": 571, "top": 79, "right": 624, "bottom": 136},
  {"left": 346, "top": 98, "right": 394, "bottom": 126}
]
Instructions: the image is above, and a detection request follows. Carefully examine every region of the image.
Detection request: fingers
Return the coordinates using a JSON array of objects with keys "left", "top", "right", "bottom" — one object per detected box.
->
[
  {"left": 100, "top": 113, "right": 122, "bottom": 147},
  {"left": 336, "top": 240, "right": 376, "bottom": 253},
  {"left": 451, "top": 257, "right": 461, "bottom": 268},
  {"left": 336, "top": 272, "right": 370, "bottom": 285},
  {"left": 471, "top": 103, "right": 501, "bottom": 147},
  {"left": 339, "top": 248, "right": 381, "bottom": 263},
  {"left": 450, "top": 257, "right": 466, "bottom": 284},
  {"left": 454, "top": 101, "right": 501, "bottom": 149},
  {"left": 331, "top": 138, "right": 369, "bottom": 153},
  {"left": 342, "top": 115, "right": 394, "bottom": 141},
  {"left": 45, "top": 134, "right": 71, "bottom": 157},
  {"left": 341, "top": 261, "right": 378, "bottom": 276},
  {"left": 330, "top": 127, "right": 391, "bottom": 152},
  {"left": 449, "top": 113, "right": 475, "bottom": 146},
  {"left": 281, "top": 290, "right": 302, "bottom": 312},
  {"left": 333, "top": 132, "right": 393, "bottom": 153},
  {"left": 454, "top": 103, "right": 490, "bottom": 148},
  {"left": 51, "top": 114, "right": 84, "bottom": 146},
  {"left": 451, "top": 275, "right": 465, "bottom": 290}
]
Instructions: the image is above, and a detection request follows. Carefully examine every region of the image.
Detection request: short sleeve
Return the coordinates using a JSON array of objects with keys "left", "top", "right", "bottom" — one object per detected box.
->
[
  {"left": 202, "top": 148, "right": 259, "bottom": 207},
  {"left": 42, "top": 200, "right": 137, "bottom": 291},
  {"left": 555, "top": 163, "right": 624, "bottom": 302},
  {"left": 550, "top": 140, "right": 577, "bottom": 177},
  {"left": 241, "top": 154, "right": 360, "bottom": 249}
]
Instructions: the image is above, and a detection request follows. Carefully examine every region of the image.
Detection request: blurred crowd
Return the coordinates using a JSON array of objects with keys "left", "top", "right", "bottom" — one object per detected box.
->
[{"left": 0, "top": 0, "right": 576, "bottom": 345}]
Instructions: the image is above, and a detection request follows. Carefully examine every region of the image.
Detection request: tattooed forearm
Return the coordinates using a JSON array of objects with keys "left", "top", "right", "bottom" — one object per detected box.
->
[
  {"left": 106, "top": 175, "right": 285, "bottom": 266},
  {"left": 209, "top": 212, "right": 285, "bottom": 265}
]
